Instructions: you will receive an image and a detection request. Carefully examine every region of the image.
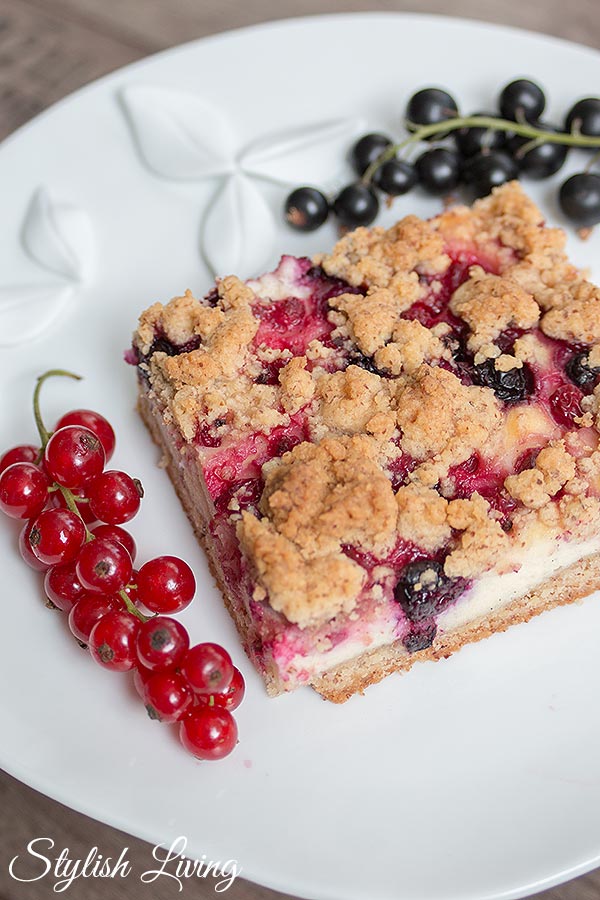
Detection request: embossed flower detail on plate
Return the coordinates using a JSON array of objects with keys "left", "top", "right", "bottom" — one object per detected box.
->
[
  {"left": 0, "top": 188, "right": 94, "bottom": 347},
  {"left": 120, "top": 85, "right": 363, "bottom": 277}
]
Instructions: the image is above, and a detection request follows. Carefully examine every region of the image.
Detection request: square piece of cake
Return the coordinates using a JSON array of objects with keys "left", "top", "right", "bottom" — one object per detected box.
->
[{"left": 131, "top": 182, "right": 600, "bottom": 702}]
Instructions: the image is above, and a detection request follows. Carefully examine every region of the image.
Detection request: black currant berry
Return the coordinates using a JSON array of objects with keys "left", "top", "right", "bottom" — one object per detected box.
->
[
  {"left": 284, "top": 187, "right": 329, "bottom": 232},
  {"left": 456, "top": 112, "right": 506, "bottom": 158},
  {"left": 332, "top": 183, "right": 379, "bottom": 228},
  {"left": 346, "top": 352, "right": 383, "bottom": 375},
  {"left": 402, "top": 621, "right": 437, "bottom": 654},
  {"left": 498, "top": 78, "right": 545, "bottom": 123},
  {"left": 373, "top": 158, "right": 418, "bottom": 195},
  {"left": 565, "top": 352, "right": 600, "bottom": 392},
  {"left": 148, "top": 335, "right": 200, "bottom": 359},
  {"left": 565, "top": 98, "right": 600, "bottom": 139},
  {"left": 559, "top": 173, "right": 600, "bottom": 227},
  {"left": 406, "top": 88, "right": 459, "bottom": 133},
  {"left": 350, "top": 133, "right": 393, "bottom": 176},
  {"left": 507, "top": 123, "right": 568, "bottom": 179},
  {"left": 473, "top": 359, "right": 534, "bottom": 403},
  {"left": 393, "top": 559, "right": 462, "bottom": 622},
  {"left": 462, "top": 151, "right": 518, "bottom": 198},
  {"left": 416, "top": 147, "right": 461, "bottom": 195}
]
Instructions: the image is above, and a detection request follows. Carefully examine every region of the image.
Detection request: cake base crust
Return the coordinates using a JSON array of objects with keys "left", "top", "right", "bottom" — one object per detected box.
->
[{"left": 139, "top": 383, "right": 600, "bottom": 703}]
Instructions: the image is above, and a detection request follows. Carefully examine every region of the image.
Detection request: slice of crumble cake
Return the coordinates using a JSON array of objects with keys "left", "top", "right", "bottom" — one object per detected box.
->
[{"left": 130, "top": 182, "right": 600, "bottom": 702}]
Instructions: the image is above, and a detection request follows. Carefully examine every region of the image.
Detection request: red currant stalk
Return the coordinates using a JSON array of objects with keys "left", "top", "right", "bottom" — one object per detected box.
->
[{"left": 32, "top": 370, "right": 94, "bottom": 534}]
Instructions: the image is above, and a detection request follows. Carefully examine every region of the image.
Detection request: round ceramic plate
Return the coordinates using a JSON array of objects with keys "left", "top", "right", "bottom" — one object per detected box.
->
[{"left": 1, "top": 13, "right": 600, "bottom": 900}]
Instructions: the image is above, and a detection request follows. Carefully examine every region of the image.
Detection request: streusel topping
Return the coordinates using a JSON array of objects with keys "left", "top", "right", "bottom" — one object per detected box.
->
[
  {"left": 134, "top": 182, "right": 600, "bottom": 628},
  {"left": 237, "top": 436, "right": 397, "bottom": 625},
  {"left": 449, "top": 268, "right": 540, "bottom": 352},
  {"left": 394, "top": 366, "right": 502, "bottom": 484}
]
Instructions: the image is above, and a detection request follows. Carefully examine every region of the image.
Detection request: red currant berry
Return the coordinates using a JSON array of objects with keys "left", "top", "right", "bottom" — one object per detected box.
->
[
  {"left": 87, "top": 470, "right": 143, "bottom": 525},
  {"left": 91, "top": 524, "right": 136, "bottom": 562},
  {"left": 133, "top": 663, "right": 153, "bottom": 697},
  {"left": 44, "top": 562, "right": 90, "bottom": 612},
  {"left": 136, "top": 616, "right": 190, "bottom": 671},
  {"left": 179, "top": 706, "right": 238, "bottom": 760},
  {"left": 181, "top": 643, "right": 233, "bottom": 695},
  {"left": 52, "top": 482, "right": 97, "bottom": 524},
  {"left": 55, "top": 409, "right": 116, "bottom": 462},
  {"left": 0, "top": 462, "right": 50, "bottom": 519},
  {"left": 204, "top": 666, "right": 246, "bottom": 712},
  {"left": 0, "top": 444, "right": 39, "bottom": 474},
  {"left": 68, "top": 594, "right": 122, "bottom": 644},
  {"left": 28, "top": 508, "right": 86, "bottom": 566},
  {"left": 144, "top": 670, "right": 193, "bottom": 723},
  {"left": 550, "top": 384, "right": 584, "bottom": 429},
  {"left": 136, "top": 556, "right": 195, "bottom": 614},
  {"left": 76, "top": 538, "right": 133, "bottom": 595},
  {"left": 89, "top": 610, "right": 140, "bottom": 671},
  {"left": 19, "top": 521, "right": 50, "bottom": 571},
  {"left": 44, "top": 426, "right": 105, "bottom": 489}
]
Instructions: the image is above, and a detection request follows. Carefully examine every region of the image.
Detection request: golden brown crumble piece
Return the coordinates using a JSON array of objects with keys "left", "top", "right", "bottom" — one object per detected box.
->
[
  {"left": 374, "top": 319, "right": 449, "bottom": 375},
  {"left": 512, "top": 334, "right": 554, "bottom": 368},
  {"left": 216, "top": 274, "right": 256, "bottom": 310},
  {"left": 443, "top": 494, "right": 510, "bottom": 579},
  {"left": 394, "top": 366, "right": 502, "bottom": 485},
  {"left": 575, "top": 450, "right": 600, "bottom": 496},
  {"left": 540, "top": 281, "right": 600, "bottom": 345},
  {"left": 494, "top": 354, "right": 523, "bottom": 373},
  {"left": 317, "top": 214, "right": 449, "bottom": 290},
  {"left": 395, "top": 483, "right": 451, "bottom": 552},
  {"left": 329, "top": 284, "right": 422, "bottom": 355},
  {"left": 311, "top": 366, "right": 395, "bottom": 439},
  {"left": 278, "top": 357, "right": 315, "bottom": 414},
  {"left": 260, "top": 435, "right": 398, "bottom": 557},
  {"left": 238, "top": 436, "right": 398, "bottom": 626},
  {"left": 505, "top": 442, "right": 577, "bottom": 510},
  {"left": 449, "top": 268, "right": 540, "bottom": 352},
  {"left": 237, "top": 514, "right": 365, "bottom": 627}
]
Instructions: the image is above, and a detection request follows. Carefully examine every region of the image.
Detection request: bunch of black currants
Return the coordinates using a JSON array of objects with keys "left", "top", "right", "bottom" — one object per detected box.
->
[{"left": 284, "top": 79, "right": 600, "bottom": 233}]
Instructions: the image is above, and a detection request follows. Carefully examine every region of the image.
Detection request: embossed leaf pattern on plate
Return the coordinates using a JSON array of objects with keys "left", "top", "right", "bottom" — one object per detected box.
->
[
  {"left": 22, "top": 188, "right": 95, "bottom": 282},
  {"left": 120, "top": 86, "right": 236, "bottom": 180},
  {"left": 239, "top": 117, "right": 364, "bottom": 186},
  {"left": 0, "top": 284, "right": 74, "bottom": 348},
  {"left": 202, "top": 174, "right": 277, "bottom": 278},
  {"left": 0, "top": 188, "right": 93, "bottom": 348},
  {"left": 120, "top": 85, "right": 361, "bottom": 275}
]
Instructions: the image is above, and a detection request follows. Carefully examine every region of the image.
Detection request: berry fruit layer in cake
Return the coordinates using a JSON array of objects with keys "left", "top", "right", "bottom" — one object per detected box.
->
[{"left": 130, "top": 182, "right": 600, "bottom": 702}]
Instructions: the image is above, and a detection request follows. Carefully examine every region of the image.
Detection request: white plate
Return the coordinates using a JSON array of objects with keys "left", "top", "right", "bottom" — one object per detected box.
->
[{"left": 1, "top": 13, "right": 600, "bottom": 900}]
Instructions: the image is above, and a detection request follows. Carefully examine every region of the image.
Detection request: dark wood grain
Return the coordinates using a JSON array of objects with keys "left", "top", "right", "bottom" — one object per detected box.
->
[{"left": 0, "top": 0, "right": 599, "bottom": 897}]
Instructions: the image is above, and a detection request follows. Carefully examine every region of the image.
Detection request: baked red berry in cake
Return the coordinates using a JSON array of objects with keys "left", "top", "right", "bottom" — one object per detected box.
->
[{"left": 131, "top": 182, "right": 600, "bottom": 702}]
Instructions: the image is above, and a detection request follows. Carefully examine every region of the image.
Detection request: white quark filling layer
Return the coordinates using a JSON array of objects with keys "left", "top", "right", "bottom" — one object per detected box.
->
[
  {"left": 288, "top": 535, "right": 600, "bottom": 681},
  {"left": 438, "top": 533, "right": 600, "bottom": 631}
]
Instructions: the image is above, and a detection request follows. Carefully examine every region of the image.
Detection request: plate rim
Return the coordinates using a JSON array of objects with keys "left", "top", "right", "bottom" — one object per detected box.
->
[{"left": 2, "top": 11, "right": 600, "bottom": 900}]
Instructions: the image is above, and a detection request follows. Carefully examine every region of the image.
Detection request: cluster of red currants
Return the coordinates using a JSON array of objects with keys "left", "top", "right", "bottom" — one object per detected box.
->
[{"left": 0, "top": 370, "right": 243, "bottom": 761}]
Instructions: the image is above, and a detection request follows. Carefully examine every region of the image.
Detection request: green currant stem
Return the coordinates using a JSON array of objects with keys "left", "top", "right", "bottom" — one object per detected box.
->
[
  {"left": 119, "top": 588, "right": 148, "bottom": 623},
  {"left": 32, "top": 369, "right": 93, "bottom": 539},
  {"left": 58, "top": 485, "right": 94, "bottom": 541},
  {"left": 33, "top": 369, "right": 82, "bottom": 451},
  {"left": 362, "top": 115, "right": 600, "bottom": 184}
]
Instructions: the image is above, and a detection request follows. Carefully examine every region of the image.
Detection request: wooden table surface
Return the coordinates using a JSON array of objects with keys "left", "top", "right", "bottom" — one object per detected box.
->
[{"left": 0, "top": 1, "right": 599, "bottom": 898}]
